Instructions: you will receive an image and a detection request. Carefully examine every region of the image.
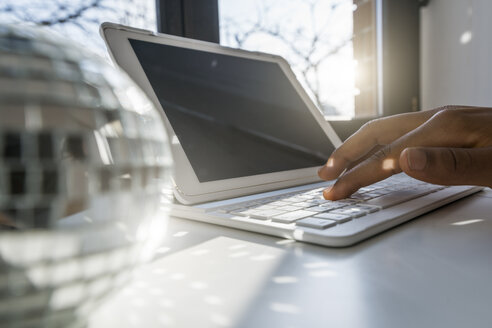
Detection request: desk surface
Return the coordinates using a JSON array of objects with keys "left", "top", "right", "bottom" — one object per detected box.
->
[{"left": 90, "top": 189, "right": 492, "bottom": 328}]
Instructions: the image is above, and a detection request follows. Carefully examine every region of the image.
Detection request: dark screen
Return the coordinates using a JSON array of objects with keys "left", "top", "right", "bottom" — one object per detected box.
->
[{"left": 129, "top": 39, "right": 335, "bottom": 182}]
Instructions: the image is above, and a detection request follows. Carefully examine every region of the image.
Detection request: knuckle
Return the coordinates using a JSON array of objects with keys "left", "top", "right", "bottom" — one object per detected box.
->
[
  {"left": 432, "top": 107, "right": 459, "bottom": 122},
  {"left": 431, "top": 107, "right": 471, "bottom": 140},
  {"left": 438, "top": 105, "right": 460, "bottom": 112},
  {"left": 360, "top": 119, "right": 378, "bottom": 133},
  {"left": 362, "top": 117, "right": 388, "bottom": 132},
  {"left": 359, "top": 118, "right": 389, "bottom": 144}
]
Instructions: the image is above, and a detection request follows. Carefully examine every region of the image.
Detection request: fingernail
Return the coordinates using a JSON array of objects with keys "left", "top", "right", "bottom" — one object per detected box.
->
[
  {"left": 318, "top": 158, "right": 334, "bottom": 174},
  {"left": 407, "top": 148, "right": 427, "bottom": 171},
  {"left": 318, "top": 165, "right": 328, "bottom": 176},
  {"left": 323, "top": 186, "right": 334, "bottom": 199}
]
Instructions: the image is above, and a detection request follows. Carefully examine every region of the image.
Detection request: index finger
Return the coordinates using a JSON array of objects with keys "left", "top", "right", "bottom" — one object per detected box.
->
[{"left": 318, "top": 109, "right": 439, "bottom": 181}]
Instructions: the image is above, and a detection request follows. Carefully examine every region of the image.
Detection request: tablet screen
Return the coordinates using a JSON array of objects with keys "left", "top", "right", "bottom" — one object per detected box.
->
[{"left": 129, "top": 39, "right": 335, "bottom": 182}]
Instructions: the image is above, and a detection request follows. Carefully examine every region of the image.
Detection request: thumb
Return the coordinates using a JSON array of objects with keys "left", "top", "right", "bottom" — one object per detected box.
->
[{"left": 399, "top": 146, "right": 492, "bottom": 187}]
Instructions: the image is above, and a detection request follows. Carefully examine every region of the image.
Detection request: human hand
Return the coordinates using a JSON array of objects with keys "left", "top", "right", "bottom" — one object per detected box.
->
[{"left": 318, "top": 106, "right": 492, "bottom": 200}]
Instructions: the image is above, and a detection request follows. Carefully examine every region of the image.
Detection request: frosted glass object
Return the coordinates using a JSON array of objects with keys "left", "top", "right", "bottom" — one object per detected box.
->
[{"left": 0, "top": 25, "right": 173, "bottom": 327}]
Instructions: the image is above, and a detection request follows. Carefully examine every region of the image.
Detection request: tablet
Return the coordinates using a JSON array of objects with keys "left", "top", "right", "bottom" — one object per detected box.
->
[{"left": 100, "top": 22, "right": 341, "bottom": 204}]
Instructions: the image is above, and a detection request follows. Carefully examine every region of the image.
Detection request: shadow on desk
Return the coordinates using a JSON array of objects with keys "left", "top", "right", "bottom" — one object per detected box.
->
[{"left": 90, "top": 191, "right": 492, "bottom": 328}]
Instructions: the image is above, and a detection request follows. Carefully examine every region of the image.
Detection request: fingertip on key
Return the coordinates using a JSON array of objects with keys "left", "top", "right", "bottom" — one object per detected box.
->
[
  {"left": 322, "top": 186, "right": 335, "bottom": 200},
  {"left": 323, "top": 181, "right": 356, "bottom": 201}
]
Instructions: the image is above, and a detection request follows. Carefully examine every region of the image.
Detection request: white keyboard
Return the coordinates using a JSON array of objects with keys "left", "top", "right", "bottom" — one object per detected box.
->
[
  {"left": 221, "top": 175, "right": 443, "bottom": 226},
  {"left": 172, "top": 174, "right": 481, "bottom": 247}
]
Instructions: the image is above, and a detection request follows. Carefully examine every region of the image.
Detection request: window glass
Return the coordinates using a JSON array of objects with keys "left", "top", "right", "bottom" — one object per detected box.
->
[
  {"left": 0, "top": 0, "right": 156, "bottom": 56},
  {"left": 219, "top": 0, "right": 359, "bottom": 118}
]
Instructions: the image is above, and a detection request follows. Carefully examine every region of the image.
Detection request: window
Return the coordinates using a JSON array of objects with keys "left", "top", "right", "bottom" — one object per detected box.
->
[
  {"left": 219, "top": 0, "right": 358, "bottom": 119},
  {"left": 0, "top": 0, "right": 156, "bottom": 57},
  {"left": 2, "top": 0, "right": 421, "bottom": 138}
]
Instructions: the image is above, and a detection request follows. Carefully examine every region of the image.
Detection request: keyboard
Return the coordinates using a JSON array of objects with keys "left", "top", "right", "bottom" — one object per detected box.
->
[
  {"left": 171, "top": 174, "right": 481, "bottom": 247},
  {"left": 225, "top": 176, "right": 442, "bottom": 224}
]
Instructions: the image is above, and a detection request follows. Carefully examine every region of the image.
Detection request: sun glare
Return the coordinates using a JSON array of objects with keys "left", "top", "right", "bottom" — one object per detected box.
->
[{"left": 382, "top": 159, "right": 395, "bottom": 170}]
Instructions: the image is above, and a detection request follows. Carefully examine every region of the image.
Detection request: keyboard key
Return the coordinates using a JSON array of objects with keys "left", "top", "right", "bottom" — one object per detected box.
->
[
  {"left": 249, "top": 209, "right": 287, "bottom": 220},
  {"left": 422, "top": 185, "right": 444, "bottom": 192},
  {"left": 272, "top": 210, "right": 315, "bottom": 223},
  {"left": 305, "top": 199, "right": 327, "bottom": 205},
  {"left": 307, "top": 188, "right": 325, "bottom": 193},
  {"left": 319, "top": 202, "right": 346, "bottom": 210},
  {"left": 229, "top": 209, "right": 256, "bottom": 216},
  {"left": 249, "top": 204, "right": 277, "bottom": 211},
  {"left": 358, "top": 186, "right": 377, "bottom": 192},
  {"left": 364, "top": 191, "right": 387, "bottom": 198},
  {"left": 282, "top": 197, "right": 306, "bottom": 203},
  {"left": 289, "top": 201, "right": 316, "bottom": 208},
  {"left": 296, "top": 217, "right": 336, "bottom": 229},
  {"left": 329, "top": 208, "right": 366, "bottom": 218},
  {"left": 365, "top": 188, "right": 432, "bottom": 209},
  {"left": 349, "top": 193, "right": 373, "bottom": 201},
  {"left": 222, "top": 204, "right": 248, "bottom": 212},
  {"left": 352, "top": 205, "right": 381, "bottom": 213},
  {"left": 230, "top": 206, "right": 271, "bottom": 215},
  {"left": 277, "top": 205, "right": 303, "bottom": 211},
  {"left": 297, "top": 194, "right": 316, "bottom": 200},
  {"left": 304, "top": 206, "right": 330, "bottom": 213},
  {"left": 314, "top": 212, "right": 351, "bottom": 223},
  {"left": 268, "top": 201, "right": 290, "bottom": 207},
  {"left": 336, "top": 199, "right": 360, "bottom": 205}
]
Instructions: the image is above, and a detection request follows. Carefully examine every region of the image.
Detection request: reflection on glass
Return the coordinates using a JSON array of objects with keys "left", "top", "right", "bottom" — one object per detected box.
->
[{"left": 219, "top": 0, "right": 355, "bottom": 117}]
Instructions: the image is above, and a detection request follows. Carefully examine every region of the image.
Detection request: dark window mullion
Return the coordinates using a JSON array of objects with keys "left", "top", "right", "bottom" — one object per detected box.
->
[
  {"left": 156, "top": 0, "right": 219, "bottom": 43},
  {"left": 156, "top": 0, "right": 185, "bottom": 37},
  {"left": 380, "top": 0, "right": 421, "bottom": 116}
]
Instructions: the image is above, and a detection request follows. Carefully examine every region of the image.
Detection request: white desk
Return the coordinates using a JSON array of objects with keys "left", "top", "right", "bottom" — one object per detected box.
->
[{"left": 90, "top": 189, "right": 492, "bottom": 328}]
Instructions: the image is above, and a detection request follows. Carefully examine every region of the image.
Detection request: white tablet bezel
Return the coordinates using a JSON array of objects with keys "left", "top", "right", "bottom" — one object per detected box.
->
[{"left": 100, "top": 22, "right": 341, "bottom": 204}]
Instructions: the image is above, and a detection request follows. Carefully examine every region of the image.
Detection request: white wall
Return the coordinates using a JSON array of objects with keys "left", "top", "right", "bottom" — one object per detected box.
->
[{"left": 420, "top": 0, "right": 492, "bottom": 109}]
